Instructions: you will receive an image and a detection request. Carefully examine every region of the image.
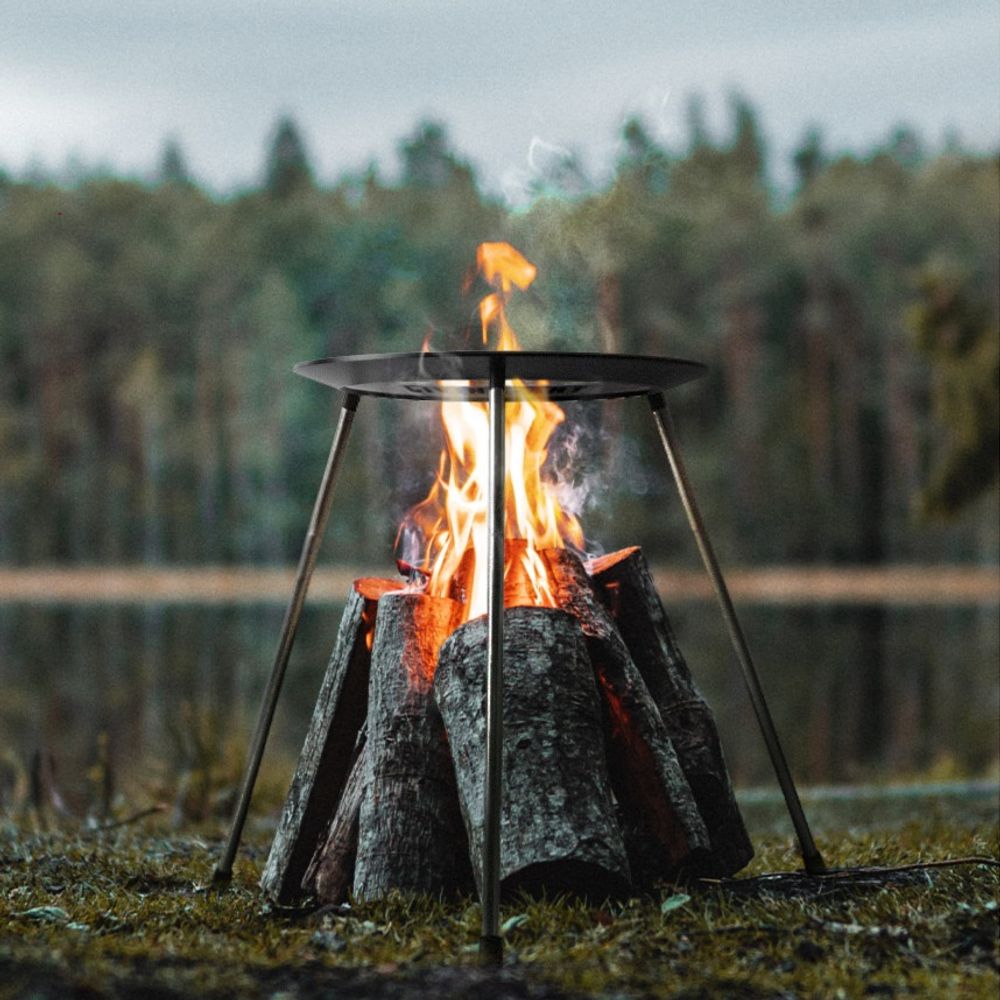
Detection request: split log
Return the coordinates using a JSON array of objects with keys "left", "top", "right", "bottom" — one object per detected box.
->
[
  {"left": 260, "top": 578, "right": 401, "bottom": 904},
  {"left": 303, "top": 726, "right": 366, "bottom": 903},
  {"left": 589, "top": 547, "right": 753, "bottom": 876},
  {"left": 435, "top": 606, "right": 631, "bottom": 901},
  {"left": 542, "top": 548, "right": 710, "bottom": 884},
  {"left": 352, "top": 591, "right": 473, "bottom": 899}
]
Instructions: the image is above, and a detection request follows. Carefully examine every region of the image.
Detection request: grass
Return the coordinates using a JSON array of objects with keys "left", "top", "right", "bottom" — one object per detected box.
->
[{"left": 1, "top": 790, "right": 997, "bottom": 999}]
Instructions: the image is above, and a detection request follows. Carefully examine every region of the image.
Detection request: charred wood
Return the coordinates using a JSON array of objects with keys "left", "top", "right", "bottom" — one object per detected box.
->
[
  {"left": 590, "top": 547, "right": 753, "bottom": 877},
  {"left": 542, "top": 548, "right": 710, "bottom": 884},
  {"left": 303, "top": 726, "right": 366, "bottom": 903}
]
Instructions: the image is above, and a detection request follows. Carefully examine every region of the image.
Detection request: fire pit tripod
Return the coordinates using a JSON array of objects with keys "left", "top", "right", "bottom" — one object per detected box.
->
[{"left": 212, "top": 349, "right": 825, "bottom": 962}]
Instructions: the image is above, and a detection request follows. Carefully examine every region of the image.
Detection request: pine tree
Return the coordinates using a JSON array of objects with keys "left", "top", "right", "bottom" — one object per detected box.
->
[
  {"left": 729, "top": 94, "right": 765, "bottom": 180},
  {"left": 887, "top": 125, "right": 925, "bottom": 170},
  {"left": 685, "top": 94, "right": 711, "bottom": 152},
  {"left": 158, "top": 138, "right": 192, "bottom": 186},
  {"left": 793, "top": 127, "right": 825, "bottom": 190},
  {"left": 399, "top": 120, "right": 470, "bottom": 189},
  {"left": 619, "top": 116, "right": 669, "bottom": 191},
  {"left": 264, "top": 116, "right": 315, "bottom": 198}
]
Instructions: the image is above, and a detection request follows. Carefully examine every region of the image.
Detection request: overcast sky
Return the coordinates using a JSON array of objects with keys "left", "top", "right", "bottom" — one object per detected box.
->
[{"left": 3, "top": 0, "right": 998, "bottom": 197}]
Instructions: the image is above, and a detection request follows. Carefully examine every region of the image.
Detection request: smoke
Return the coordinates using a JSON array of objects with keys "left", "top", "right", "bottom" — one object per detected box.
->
[
  {"left": 500, "top": 134, "right": 590, "bottom": 206},
  {"left": 544, "top": 408, "right": 611, "bottom": 557}
]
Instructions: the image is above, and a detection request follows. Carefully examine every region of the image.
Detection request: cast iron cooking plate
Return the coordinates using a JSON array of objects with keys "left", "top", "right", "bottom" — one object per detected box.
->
[{"left": 294, "top": 351, "right": 706, "bottom": 401}]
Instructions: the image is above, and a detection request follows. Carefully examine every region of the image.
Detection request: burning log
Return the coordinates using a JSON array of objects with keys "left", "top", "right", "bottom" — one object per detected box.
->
[
  {"left": 590, "top": 547, "right": 753, "bottom": 877},
  {"left": 435, "top": 606, "right": 631, "bottom": 900},
  {"left": 260, "top": 577, "right": 400, "bottom": 904},
  {"left": 542, "top": 548, "right": 711, "bottom": 882},
  {"left": 352, "top": 592, "right": 474, "bottom": 899},
  {"left": 448, "top": 538, "right": 539, "bottom": 608}
]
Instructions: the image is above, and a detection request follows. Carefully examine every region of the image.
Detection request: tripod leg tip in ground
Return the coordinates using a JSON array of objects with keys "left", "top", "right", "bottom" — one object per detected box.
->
[{"left": 478, "top": 935, "right": 503, "bottom": 967}]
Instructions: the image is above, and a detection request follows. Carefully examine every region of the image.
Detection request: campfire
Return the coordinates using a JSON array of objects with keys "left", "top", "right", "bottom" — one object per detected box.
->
[{"left": 259, "top": 244, "right": 753, "bottom": 907}]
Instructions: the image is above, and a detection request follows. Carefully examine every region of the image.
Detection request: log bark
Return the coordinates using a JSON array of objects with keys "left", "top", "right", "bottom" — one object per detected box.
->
[
  {"left": 303, "top": 727, "right": 366, "bottom": 903},
  {"left": 353, "top": 591, "right": 473, "bottom": 899},
  {"left": 589, "top": 547, "right": 753, "bottom": 877},
  {"left": 260, "top": 578, "right": 401, "bottom": 904},
  {"left": 434, "top": 606, "right": 631, "bottom": 901},
  {"left": 542, "top": 548, "right": 710, "bottom": 884}
]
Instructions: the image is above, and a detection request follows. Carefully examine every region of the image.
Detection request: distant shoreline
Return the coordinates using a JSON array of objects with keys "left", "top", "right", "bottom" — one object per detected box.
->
[{"left": 0, "top": 564, "right": 996, "bottom": 606}]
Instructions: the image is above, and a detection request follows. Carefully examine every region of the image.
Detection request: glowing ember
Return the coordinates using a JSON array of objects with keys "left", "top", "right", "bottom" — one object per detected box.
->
[{"left": 398, "top": 242, "right": 584, "bottom": 621}]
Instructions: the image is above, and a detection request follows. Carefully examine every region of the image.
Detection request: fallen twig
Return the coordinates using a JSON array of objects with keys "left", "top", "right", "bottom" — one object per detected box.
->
[
  {"left": 815, "top": 856, "right": 999, "bottom": 877},
  {"left": 700, "top": 855, "right": 999, "bottom": 892}
]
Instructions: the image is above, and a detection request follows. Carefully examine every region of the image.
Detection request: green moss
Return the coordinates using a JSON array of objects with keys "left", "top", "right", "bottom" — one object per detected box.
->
[{"left": 1, "top": 803, "right": 997, "bottom": 998}]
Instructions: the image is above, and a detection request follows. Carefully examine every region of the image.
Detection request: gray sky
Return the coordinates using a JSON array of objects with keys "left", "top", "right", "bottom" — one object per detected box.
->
[{"left": 3, "top": 0, "right": 998, "bottom": 196}]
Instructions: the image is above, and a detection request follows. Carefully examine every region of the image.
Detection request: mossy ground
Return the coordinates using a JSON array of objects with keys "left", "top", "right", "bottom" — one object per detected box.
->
[{"left": 1, "top": 789, "right": 997, "bottom": 999}]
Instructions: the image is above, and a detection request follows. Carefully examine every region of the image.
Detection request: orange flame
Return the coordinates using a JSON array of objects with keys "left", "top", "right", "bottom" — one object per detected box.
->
[{"left": 399, "top": 242, "right": 583, "bottom": 622}]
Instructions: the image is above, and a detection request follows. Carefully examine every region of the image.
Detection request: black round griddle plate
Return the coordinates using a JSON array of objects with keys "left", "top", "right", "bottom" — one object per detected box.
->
[{"left": 293, "top": 351, "right": 706, "bottom": 401}]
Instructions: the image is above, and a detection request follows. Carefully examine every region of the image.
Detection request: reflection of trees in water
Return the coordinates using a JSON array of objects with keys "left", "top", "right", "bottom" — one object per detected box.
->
[
  {"left": 0, "top": 601, "right": 996, "bottom": 812},
  {"left": 664, "top": 602, "right": 998, "bottom": 786}
]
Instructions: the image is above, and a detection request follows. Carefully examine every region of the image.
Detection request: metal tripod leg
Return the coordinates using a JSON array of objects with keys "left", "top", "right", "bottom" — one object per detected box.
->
[
  {"left": 213, "top": 391, "right": 361, "bottom": 885},
  {"left": 479, "top": 357, "right": 506, "bottom": 966},
  {"left": 648, "top": 394, "right": 825, "bottom": 874}
]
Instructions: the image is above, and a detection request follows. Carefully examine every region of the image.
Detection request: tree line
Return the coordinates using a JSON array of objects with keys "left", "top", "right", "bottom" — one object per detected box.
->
[{"left": 0, "top": 103, "right": 997, "bottom": 570}]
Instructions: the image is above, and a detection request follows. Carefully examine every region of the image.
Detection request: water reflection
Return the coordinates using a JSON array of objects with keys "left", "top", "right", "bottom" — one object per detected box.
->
[{"left": 0, "top": 599, "right": 996, "bottom": 814}]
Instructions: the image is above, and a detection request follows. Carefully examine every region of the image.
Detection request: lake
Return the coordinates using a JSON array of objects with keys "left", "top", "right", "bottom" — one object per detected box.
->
[{"left": 1, "top": 587, "right": 997, "bottom": 819}]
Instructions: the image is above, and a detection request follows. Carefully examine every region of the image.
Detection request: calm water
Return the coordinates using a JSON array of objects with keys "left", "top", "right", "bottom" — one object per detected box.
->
[{"left": 1, "top": 596, "right": 997, "bottom": 815}]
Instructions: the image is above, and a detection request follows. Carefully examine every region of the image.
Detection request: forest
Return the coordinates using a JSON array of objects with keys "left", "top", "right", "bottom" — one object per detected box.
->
[{"left": 1, "top": 100, "right": 997, "bottom": 574}]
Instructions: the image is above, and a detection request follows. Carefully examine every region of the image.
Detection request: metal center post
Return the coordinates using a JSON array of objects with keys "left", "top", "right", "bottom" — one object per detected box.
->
[{"left": 480, "top": 355, "right": 506, "bottom": 965}]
